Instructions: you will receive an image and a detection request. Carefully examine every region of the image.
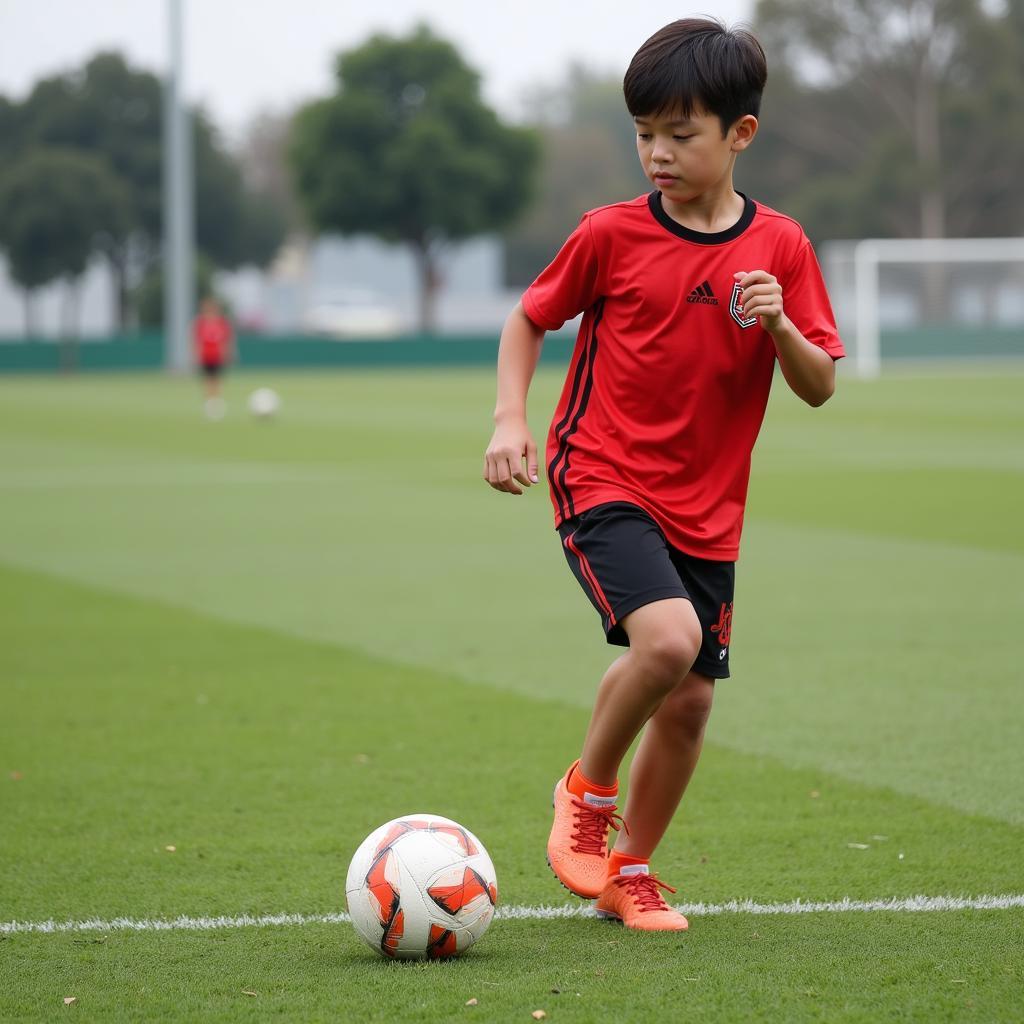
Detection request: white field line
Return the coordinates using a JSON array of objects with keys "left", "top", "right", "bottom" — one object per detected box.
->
[{"left": 3, "top": 894, "right": 1023, "bottom": 935}]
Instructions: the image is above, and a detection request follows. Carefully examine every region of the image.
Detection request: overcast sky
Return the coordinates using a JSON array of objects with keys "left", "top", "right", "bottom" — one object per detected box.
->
[{"left": 0, "top": 0, "right": 753, "bottom": 135}]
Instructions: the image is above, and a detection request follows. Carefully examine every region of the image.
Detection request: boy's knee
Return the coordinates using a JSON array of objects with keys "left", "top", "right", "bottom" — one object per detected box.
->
[
  {"left": 634, "top": 626, "right": 701, "bottom": 691},
  {"left": 623, "top": 599, "right": 702, "bottom": 694}
]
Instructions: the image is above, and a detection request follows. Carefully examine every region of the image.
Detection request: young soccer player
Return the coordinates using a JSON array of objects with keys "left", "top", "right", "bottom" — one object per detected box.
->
[
  {"left": 194, "top": 296, "right": 234, "bottom": 420},
  {"left": 483, "top": 18, "right": 844, "bottom": 932}
]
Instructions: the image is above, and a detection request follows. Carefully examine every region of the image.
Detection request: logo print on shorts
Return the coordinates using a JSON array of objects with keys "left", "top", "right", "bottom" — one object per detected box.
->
[{"left": 710, "top": 602, "right": 733, "bottom": 646}]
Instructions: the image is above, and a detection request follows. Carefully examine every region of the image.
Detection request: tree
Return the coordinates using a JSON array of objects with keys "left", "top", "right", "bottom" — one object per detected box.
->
[
  {"left": 0, "top": 148, "right": 127, "bottom": 347},
  {"left": 14, "top": 52, "right": 286, "bottom": 329},
  {"left": 748, "top": 0, "right": 1024, "bottom": 240},
  {"left": 192, "top": 111, "right": 285, "bottom": 270},
  {"left": 290, "top": 25, "right": 539, "bottom": 333},
  {"left": 504, "top": 67, "right": 648, "bottom": 286},
  {"left": 0, "top": 97, "right": 22, "bottom": 166},
  {"left": 238, "top": 110, "right": 305, "bottom": 238},
  {"left": 134, "top": 254, "right": 217, "bottom": 329},
  {"left": 18, "top": 54, "right": 163, "bottom": 328}
]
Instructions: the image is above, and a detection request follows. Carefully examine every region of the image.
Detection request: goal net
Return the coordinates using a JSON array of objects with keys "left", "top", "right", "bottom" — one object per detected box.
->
[{"left": 819, "top": 238, "right": 1024, "bottom": 377}]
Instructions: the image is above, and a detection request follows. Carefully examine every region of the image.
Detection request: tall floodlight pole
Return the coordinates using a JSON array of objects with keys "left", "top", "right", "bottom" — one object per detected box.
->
[{"left": 163, "top": 0, "right": 195, "bottom": 371}]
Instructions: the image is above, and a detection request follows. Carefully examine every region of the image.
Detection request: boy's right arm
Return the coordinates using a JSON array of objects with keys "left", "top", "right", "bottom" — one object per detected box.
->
[{"left": 484, "top": 302, "right": 546, "bottom": 496}]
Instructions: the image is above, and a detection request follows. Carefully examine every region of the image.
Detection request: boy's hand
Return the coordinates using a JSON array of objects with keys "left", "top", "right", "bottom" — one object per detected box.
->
[
  {"left": 734, "top": 270, "right": 787, "bottom": 334},
  {"left": 484, "top": 416, "right": 540, "bottom": 496}
]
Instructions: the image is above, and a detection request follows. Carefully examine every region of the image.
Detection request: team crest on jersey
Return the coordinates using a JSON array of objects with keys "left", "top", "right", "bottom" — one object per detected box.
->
[{"left": 729, "top": 283, "right": 758, "bottom": 329}]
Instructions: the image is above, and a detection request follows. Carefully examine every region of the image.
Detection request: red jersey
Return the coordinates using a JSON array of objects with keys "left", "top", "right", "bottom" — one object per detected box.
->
[
  {"left": 194, "top": 314, "right": 232, "bottom": 365},
  {"left": 522, "top": 192, "right": 844, "bottom": 561}
]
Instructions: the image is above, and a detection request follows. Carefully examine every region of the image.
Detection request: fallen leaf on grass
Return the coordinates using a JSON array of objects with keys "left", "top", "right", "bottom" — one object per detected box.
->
[
  {"left": 241, "top": 990, "right": 258, "bottom": 997},
  {"left": 164, "top": 845, "right": 176, "bottom": 853},
  {"left": 809, "top": 790, "right": 820, "bottom": 799},
  {"left": 63, "top": 997, "right": 76, "bottom": 1005},
  {"left": 532, "top": 1013, "right": 547, "bottom": 1021},
  {"left": 465, "top": 998, "right": 478, "bottom": 1006}
]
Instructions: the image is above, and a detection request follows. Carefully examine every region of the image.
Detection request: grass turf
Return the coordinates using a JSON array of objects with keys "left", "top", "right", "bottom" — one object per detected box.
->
[{"left": 1, "top": 366, "right": 1022, "bottom": 1021}]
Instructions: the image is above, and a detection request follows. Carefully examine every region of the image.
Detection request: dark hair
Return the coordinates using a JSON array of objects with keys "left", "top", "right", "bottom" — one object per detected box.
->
[{"left": 623, "top": 18, "right": 767, "bottom": 135}]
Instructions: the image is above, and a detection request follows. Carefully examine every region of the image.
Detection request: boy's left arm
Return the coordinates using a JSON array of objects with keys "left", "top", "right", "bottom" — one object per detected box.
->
[{"left": 734, "top": 269, "right": 835, "bottom": 407}]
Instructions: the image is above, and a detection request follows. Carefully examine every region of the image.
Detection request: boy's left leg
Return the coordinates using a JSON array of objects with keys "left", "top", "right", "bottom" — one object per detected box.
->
[
  {"left": 608, "top": 546, "right": 732, "bottom": 864},
  {"left": 594, "top": 670, "right": 713, "bottom": 931},
  {"left": 612, "top": 669, "right": 715, "bottom": 860}
]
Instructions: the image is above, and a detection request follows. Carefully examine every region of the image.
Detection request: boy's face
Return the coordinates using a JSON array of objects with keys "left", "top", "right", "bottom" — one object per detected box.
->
[{"left": 633, "top": 107, "right": 756, "bottom": 202}]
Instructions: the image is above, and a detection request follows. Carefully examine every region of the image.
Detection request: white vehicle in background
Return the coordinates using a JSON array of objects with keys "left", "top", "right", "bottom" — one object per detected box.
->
[{"left": 300, "top": 289, "right": 405, "bottom": 339}]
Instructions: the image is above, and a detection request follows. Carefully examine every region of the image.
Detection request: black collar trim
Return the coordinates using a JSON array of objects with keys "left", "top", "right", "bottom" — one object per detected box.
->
[{"left": 647, "top": 190, "right": 756, "bottom": 245}]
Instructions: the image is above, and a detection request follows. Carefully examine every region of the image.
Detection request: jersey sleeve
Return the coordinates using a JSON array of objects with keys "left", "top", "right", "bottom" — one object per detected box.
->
[
  {"left": 781, "top": 241, "right": 845, "bottom": 359},
  {"left": 521, "top": 216, "right": 602, "bottom": 331}
]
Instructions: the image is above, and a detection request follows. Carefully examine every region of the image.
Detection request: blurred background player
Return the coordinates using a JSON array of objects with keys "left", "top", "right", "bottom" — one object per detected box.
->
[{"left": 193, "top": 296, "right": 234, "bottom": 419}]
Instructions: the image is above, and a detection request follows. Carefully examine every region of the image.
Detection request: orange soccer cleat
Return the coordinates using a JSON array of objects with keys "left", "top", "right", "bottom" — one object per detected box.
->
[
  {"left": 595, "top": 870, "right": 689, "bottom": 931},
  {"left": 546, "top": 760, "right": 625, "bottom": 899}
]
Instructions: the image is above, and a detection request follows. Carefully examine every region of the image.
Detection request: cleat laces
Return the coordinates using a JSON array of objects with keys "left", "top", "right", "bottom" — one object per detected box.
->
[
  {"left": 615, "top": 873, "right": 677, "bottom": 913},
  {"left": 569, "top": 798, "right": 627, "bottom": 855}
]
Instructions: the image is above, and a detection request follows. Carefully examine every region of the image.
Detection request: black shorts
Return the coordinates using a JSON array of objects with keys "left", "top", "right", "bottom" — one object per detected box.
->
[
  {"left": 558, "top": 502, "right": 736, "bottom": 678},
  {"left": 200, "top": 361, "right": 224, "bottom": 378}
]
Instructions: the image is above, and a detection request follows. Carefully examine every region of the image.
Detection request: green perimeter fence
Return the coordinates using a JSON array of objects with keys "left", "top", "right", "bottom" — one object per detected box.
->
[
  {"left": 0, "top": 333, "right": 526, "bottom": 373},
  {"left": 0, "top": 326, "right": 1021, "bottom": 373}
]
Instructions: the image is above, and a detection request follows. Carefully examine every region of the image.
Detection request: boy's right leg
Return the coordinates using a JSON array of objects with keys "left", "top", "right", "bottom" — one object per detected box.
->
[{"left": 548, "top": 597, "right": 701, "bottom": 898}]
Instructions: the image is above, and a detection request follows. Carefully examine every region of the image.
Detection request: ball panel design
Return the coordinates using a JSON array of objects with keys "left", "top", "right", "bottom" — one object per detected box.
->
[
  {"left": 427, "top": 865, "right": 496, "bottom": 915},
  {"left": 427, "top": 923, "right": 459, "bottom": 959},
  {"left": 364, "top": 848, "right": 403, "bottom": 956}
]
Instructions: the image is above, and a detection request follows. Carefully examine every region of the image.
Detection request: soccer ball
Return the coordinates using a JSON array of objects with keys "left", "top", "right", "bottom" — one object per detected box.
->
[
  {"left": 247, "top": 387, "right": 280, "bottom": 418},
  {"left": 345, "top": 814, "right": 498, "bottom": 960}
]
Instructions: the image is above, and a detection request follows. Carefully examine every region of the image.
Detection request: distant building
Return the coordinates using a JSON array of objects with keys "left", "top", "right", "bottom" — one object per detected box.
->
[{"left": 0, "top": 235, "right": 523, "bottom": 338}]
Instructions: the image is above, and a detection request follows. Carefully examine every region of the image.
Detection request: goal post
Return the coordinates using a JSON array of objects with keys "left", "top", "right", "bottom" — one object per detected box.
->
[{"left": 820, "top": 237, "right": 1024, "bottom": 378}]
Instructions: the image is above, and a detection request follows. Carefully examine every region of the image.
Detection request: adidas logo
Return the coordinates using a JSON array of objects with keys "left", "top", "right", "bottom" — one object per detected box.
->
[{"left": 687, "top": 280, "right": 719, "bottom": 306}]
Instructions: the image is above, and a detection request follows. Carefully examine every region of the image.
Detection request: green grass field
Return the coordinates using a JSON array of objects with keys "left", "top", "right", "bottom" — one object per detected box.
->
[{"left": 1, "top": 366, "right": 1022, "bottom": 1022}]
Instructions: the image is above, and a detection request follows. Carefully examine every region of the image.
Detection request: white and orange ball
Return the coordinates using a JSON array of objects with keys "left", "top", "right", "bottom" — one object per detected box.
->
[{"left": 345, "top": 814, "right": 498, "bottom": 960}]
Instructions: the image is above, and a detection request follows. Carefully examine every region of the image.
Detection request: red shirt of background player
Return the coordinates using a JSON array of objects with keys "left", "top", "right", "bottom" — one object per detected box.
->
[{"left": 194, "top": 311, "right": 233, "bottom": 367}]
